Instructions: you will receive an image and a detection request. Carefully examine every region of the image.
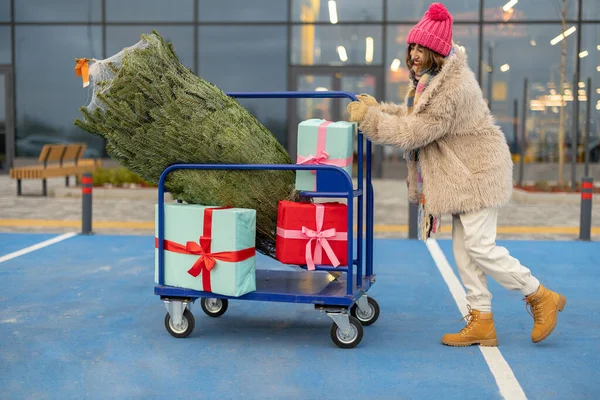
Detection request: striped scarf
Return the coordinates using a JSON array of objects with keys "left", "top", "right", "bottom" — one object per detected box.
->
[{"left": 404, "top": 67, "right": 441, "bottom": 241}]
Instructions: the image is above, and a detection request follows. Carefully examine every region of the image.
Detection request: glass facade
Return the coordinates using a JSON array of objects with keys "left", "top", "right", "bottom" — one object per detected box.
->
[{"left": 0, "top": 0, "right": 598, "bottom": 170}]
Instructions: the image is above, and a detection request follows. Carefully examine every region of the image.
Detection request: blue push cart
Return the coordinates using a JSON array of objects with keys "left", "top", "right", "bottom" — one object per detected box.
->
[{"left": 154, "top": 91, "right": 377, "bottom": 348}]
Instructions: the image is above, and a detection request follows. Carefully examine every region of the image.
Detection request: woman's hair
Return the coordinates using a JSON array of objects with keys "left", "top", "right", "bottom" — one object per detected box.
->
[{"left": 405, "top": 43, "right": 445, "bottom": 74}]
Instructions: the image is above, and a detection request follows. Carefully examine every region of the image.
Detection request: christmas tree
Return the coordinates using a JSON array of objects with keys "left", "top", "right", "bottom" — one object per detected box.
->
[{"left": 74, "top": 31, "right": 301, "bottom": 259}]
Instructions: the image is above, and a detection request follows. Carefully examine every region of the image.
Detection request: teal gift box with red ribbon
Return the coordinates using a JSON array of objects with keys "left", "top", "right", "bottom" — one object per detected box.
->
[
  {"left": 295, "top": 119, "right": 356, "bottom": 192},
  {"left": 154, "top": 203, "right": 257, "bottom": 297}
]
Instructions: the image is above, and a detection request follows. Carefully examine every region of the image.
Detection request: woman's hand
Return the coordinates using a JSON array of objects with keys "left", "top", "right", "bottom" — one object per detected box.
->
[
  {"left": 356, "top": 93, "right": 378, "bottom": 107},
  {"left": 346, "top": 101, "right": 369, "bottom": 123}
]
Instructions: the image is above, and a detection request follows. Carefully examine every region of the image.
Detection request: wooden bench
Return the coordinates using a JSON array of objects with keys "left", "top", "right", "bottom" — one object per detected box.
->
[{"left": 9, "top": 143, "right": 102, "bottom": 196}]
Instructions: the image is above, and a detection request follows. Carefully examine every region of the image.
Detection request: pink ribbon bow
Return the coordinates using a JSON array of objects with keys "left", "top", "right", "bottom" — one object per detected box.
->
[
  {"left": 297, "top": 150, "right": 330, "bottom": 174},
  {"left": 296, "top": 121, "right": 353, "bottom": 178}
]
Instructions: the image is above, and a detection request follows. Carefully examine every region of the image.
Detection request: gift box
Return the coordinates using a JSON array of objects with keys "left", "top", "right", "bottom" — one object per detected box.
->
[
  {"left": 275, "top": 200, "right": 348, "bottom": 270},
  {"left": 154, "top": 203, "right": 256, "bottom": 297},
  {"left": 295, "top": 119, "right": 356, "bottom": 193}
]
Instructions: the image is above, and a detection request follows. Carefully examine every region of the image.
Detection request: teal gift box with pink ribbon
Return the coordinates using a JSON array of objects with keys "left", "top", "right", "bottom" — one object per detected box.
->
[{"left": 295, "top": 119, "right": 356, "bottom": 192}]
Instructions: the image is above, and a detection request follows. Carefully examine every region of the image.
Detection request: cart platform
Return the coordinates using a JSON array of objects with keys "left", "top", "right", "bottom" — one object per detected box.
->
[{"left": 156, "top": 269, "right": 376, "bottom": 306}]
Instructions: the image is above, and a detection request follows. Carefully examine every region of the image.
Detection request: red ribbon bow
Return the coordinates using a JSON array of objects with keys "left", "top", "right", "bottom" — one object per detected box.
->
[{"left": 155, "top": 206, "right": 255, "bottom": 292}]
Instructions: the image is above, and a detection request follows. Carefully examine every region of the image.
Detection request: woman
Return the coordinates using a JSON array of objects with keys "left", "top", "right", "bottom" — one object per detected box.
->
[{"left": 347, "top": 2, "right": 566, "bottom": 346}]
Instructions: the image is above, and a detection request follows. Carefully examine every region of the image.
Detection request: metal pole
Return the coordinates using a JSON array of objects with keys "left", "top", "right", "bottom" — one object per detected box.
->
[
  {"left": 81, "top": 172, "right": 93, "bottom": 235},
  {"left": 519, "top": 78, "right": 528, "bottom": 184},
  {"left": 571, "top": 0, "right": 583, "bottom": 189},
  {"left": 571, "top": 73, "right": 580, "bottom": 189},
  {"left": 584, "top": 77, "right": 591, "bottom": 176},
  {"left": 487, "top": 44, "right": 493, "bottom": 110},
  {"left": 408, "top": 202, "right": 418, "bottom": 239},
  {"left": 514, "top": 99, "right": 523, "bottom": 186},
  {"left": 579, "top": 176, "right": 593, "bottom": 241}
]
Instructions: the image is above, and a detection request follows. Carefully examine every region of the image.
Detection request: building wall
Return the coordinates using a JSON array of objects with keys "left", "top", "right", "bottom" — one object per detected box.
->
[{"left": 0, "top": 0, "right": 599, "bottom": 172}]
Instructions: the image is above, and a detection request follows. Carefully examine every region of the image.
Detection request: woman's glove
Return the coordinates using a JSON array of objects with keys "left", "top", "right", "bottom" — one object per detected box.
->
[
  {"left": 347, "top": 93, "right": 379, "bottom": 123},
  {"left": 356, "top": 93, "right": 378, "bottom": 107},
  {"left": 347, "top": 101, "right": 369, "bottom": 123}
]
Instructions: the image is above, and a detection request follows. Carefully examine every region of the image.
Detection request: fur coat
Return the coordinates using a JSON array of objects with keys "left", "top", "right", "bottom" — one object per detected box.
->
[{"left": 359, "top": 45, "right": 514, "bottom": 216}]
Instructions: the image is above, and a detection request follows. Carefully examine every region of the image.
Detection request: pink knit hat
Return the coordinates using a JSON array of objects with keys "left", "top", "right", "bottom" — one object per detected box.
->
[{"left": 406, "top": 3, "right": 453, "bottom": 57}]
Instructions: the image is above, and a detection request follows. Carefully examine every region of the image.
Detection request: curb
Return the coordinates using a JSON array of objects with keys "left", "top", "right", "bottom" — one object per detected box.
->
[
  {"left": 51, "top": 187, "right": 173, "bottom": 201},
  {"left": 511, "top": 188, "right": 600, "bottom": 205}
]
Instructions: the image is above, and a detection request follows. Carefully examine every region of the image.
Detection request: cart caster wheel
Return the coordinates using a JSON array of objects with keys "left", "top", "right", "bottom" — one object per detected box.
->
[
  {"left": 351, "top": 296, "right": 380, "bottom": 326},
  {"left": 201, "top": 298, "right": 228, "bottom": 318},
  {"left": 330, "top": 316, "right": 363, "bottom": 349},
  {"left": 164, "top": 309, "right": 195, "bottom": 338}
]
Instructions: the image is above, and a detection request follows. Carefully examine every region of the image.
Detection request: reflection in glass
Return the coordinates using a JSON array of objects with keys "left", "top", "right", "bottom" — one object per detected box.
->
[
  {"left": 296, "top": 75, "right": 333, "bottom": 122},
  {"left": 14, "top": 26, "right": 105, "bottom": 157},
  {"left": 292, "top": 0, "right": 383, "bottom": 22},
  {"left": 198, "top": 26, "right": 287, "bottom": 146},
  {"left": 484, "top": 0, "right": 576, "bottom": 21},
  {"left": 0, "top": 73, "right": 5, "bottom": 169},
  {"left": 388, "top": 0, "right": 479, "bottom": 21},
  {"left": 578, "top": 24, "right": 600, "bottom": 163},
  {"left": 15, "top": 0, "right": 101, "bottom": 22},
  {"left": 0, "top": 26, "right": 10, "bottom": 63},
  {"left": 292, "top": 25, "right": 382, "bottom": 65},
  {"left": 106, "top": 0, "right": 194, "bottom": 22},
  {"left": 199, "top": 0, "right": 287, "bottom": 22},
  {"left": 107, "top": 26, "right": 195, "bottom": 71},
  {"left": 583, "top": 0, "right": 600, "bottom": 19},
  {"left": 484, "top": 24, "right": 576, "bottom": 162},
  {"left": 0, "top": 0, "right": 9, "bottom": 22}
]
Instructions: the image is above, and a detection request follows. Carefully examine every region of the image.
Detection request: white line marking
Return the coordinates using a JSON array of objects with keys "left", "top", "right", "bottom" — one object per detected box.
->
[
  {"left": 425, "top": 239, "right": 527, "bottom": 400},
  {"left": 0, "top": 232, "right": 77, "bottom": 264}
]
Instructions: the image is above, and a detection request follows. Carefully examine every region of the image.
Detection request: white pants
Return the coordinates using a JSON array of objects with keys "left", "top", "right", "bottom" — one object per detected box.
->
[{"left": 452, "top": 208, "right": 540, "bottom": 312}]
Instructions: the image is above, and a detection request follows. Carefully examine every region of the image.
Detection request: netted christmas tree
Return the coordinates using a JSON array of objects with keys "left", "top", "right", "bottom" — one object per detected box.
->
[{"left": 74, "top": 31, "right": 301, "bottom": 259}]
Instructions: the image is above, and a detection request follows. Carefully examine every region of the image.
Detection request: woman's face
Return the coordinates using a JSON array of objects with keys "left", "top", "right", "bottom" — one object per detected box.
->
[{"left": 410, "top": 44, "right": 426, "bottom": 74}]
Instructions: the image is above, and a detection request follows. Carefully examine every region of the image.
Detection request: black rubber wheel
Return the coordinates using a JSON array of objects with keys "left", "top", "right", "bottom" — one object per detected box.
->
[
  {"left": 330, "top": 315, "right": 364, "bottom": 349},
  {"left": 164, "top": 309, "right": 195, "bottom": 338},
  {"left": 351, "top": 297, "right": 380, "bottom": 326},
  {"left": 201, "top": 298, "right": 229, "bottom": 318}
]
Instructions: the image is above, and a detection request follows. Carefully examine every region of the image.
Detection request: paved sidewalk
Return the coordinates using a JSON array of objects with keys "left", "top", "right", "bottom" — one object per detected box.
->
[{"left": 0, "top": 175, "right": 597, "bottom": 240}]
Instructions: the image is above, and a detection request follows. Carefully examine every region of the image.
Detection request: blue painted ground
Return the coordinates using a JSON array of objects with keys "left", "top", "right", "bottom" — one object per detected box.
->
[{"left": 0, "top": 233, "right": 598, "bottom": 399}]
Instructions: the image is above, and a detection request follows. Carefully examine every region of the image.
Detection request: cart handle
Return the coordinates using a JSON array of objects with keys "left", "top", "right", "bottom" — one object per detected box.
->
[{"left": 225, "top": 91, "right": 359, "bottom": 102}]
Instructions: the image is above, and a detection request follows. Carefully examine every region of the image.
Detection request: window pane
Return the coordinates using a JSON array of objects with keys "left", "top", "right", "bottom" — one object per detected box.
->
[
  {"left": 15, "top": 26, "right": 105, "bottom": 158},
  {"left": 0, "top": 26, "right": 10, "bottom": 63},
  {"left": 583, "top": 0, "right": 600, "bottom": 19},
  {"left": 198, "top": 26, "right": 287, "bottom": 146},
  {"left": 388, "top": 0, "right": 479, "bottom": 22},
  {"left": 0, "top": 0, "right": 10, "bottom": 22},
  {"left": 199, "top": 0, "right": 287, "bottom": 22},
  {"left": 579, "top": 24, "right": 599, "bottom": 163},
  {"left": 292, "top": 25, "right": 383, "bottom": 65},
  {"left": 484, "top": 0, "right": 576, "bottom": 21},
  {"left": 106, "top": 0, "right": 194, "bottom": 22},
  {"left": 292, "top": 0, "right": 383, "bottom": 22},
  {"left": 384, "top": 24, "right": 479, "bottom": 160},
  {"left": 15, "top": 0, "right": 101, "bottom": 22},
  {"left": 483, "top": 24, "right": 576, "bottom": 162},
  {"left": 106, "top": 27, "right": 195, "bottom": 72}
]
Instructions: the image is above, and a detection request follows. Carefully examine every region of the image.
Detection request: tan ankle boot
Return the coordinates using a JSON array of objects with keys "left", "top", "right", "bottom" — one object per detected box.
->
[
  {"left": 525, "top": 284, "right": 566, "bottom": 343},
  {"left": 441, "top": 306, "right": 498, "bottom": 347}
]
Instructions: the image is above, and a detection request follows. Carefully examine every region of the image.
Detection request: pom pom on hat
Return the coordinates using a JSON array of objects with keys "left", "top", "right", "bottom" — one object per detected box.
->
[
  {"left": 406, "top": 2, "right": 454, "bottom": 56},
  {"left": 427, "top": 3, "right": 451, "bottom": 21}
]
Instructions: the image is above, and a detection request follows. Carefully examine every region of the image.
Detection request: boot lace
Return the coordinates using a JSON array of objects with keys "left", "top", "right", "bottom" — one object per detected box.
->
[
  {"left": 525, "top": 297, "right": 544, "bottom": 324},
  {"left": 459, "top": 305, "right": 479, "bottom": 335}
]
